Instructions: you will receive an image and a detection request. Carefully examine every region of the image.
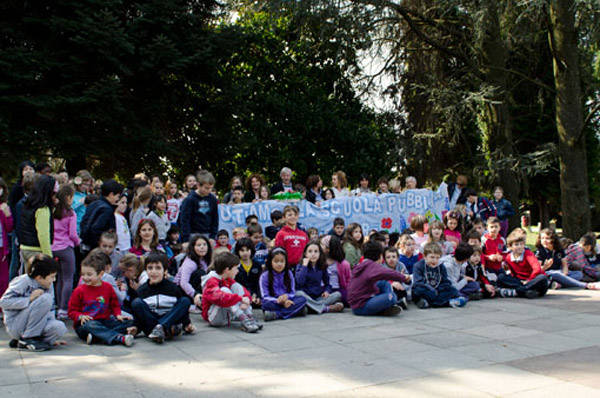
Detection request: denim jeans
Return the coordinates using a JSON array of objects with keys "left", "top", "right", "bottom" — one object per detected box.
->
[
  {"left": 75, "top": 318, "right": 135, "bottom": 345},
  {"left": 497, "top": 273, "right": 549, "bottom": 297},
  {"left": 546, "top": 270, "right": 586, "bottom": 288},
  {"left": 412, "top": 282, "right": 459, "bottom": 307},
  {"left": 353, "top": 281, "right": 397, "bottom": 316},
  {"left": 131, "top": 296, "right": 191, "bottom": 336}
]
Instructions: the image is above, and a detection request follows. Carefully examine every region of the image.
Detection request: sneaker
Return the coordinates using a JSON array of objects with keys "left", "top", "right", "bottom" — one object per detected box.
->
[
  {"left": 86, "top": 333, "right": 93, "bottom": 345},
  {"left": 525, "top": 290, "right": 539, "bottom": 299},
  {"left": 240, "top": 318, "right": 259, "bottom": 333},
  {"left": 120, "top": 334, "right": 134, "bottom": 347},
  {"left": 169, "top": 324, "right": 183, "bottom": 339},
  {"left": 416, "top": 298, "right": 430, "bottom": 309},
  {"left": 398, "top": 297, "right": 409, "bottom": 311},
  {"left": 249, "top": 316, "right": 263, "bottom": 330},
  {"left": 263, "top": 311, "right": 279, "bottom": 322},
  {"left": 189, "top": 305, "right": 202, "bottom": 314},
  {"left": 381, "top": 305, "right": 402, "bottom": 316},
  {"left": 9, "top": 339, "right": 18, "bottom": 348},
  {"left": 468, "top": 292, "right": 483, "bottom": 301},
  {"left": 499, "top": 288, "right": 517, "bottom": 298},
  {"left": 56, "top": 309, "right": 69, "bottom": 321},
  {"left": 449, "top": 297, "right": 467, "bottom": 308},
  {"left": 148, "top": 324, "right": 165, "bottom": 344},
  {"left": 17, "top": 338, "right": 51, "bottom": 352},
  {"left": 300, "top": 307, "right": 308, "bottom": 316},
  {"left": 587, "top": 282, "right": 600, "bottom": 290},
  {"left": 550, "top": 281, "right": 562, "bottom": 290},
  {"left": 327, "top": 303, "right": 344, "bottom": 313}
]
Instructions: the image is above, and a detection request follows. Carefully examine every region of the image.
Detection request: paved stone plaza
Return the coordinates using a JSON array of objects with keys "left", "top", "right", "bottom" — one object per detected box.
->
[{"left": 1, "top": 289, "right": 599, "bottom": 397}]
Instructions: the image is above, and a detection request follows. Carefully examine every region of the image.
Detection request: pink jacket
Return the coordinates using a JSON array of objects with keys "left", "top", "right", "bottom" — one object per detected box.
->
[
  {"left": 0, "top": 209, "right": 14, "bottom": 259},
  {"left": 51, "top": 212, "right": 80, "bottom": 251}
]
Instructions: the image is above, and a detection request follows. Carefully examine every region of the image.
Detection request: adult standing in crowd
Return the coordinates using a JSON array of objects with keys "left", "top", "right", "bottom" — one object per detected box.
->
[
  {"left": 331, "top": 171, "right": 350, "bottom": 197},
  {"left": 271, "top": 167, "right": 294, "bottom": 194},
  {"left": 244, "top": 174, "right": 266, "bottom": 203},
  {"left": 464, "top": 189, "right": 497, "bottom": 223},
  {"left": 447, "top": 174, "right": 469, "bottom": 208},
  {"left": 492, "top": 186, "right": 515, "bottom": 238},
  {"left": 223, "top": 176, "right": 243, "bottom": 204},
  {"left": 305, "top": 175, "right": 323, "bottom": 205},
  {"left": 405, "top": 176, "right": 418, "bottom": 190},
  {"left": 8, "top": 161, "right": 35, "bottom": 214}
]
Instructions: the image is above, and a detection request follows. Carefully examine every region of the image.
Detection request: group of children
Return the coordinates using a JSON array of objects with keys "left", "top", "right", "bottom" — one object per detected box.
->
[{"left": 2, "top": 166, "right": 600, "bottom": 352}]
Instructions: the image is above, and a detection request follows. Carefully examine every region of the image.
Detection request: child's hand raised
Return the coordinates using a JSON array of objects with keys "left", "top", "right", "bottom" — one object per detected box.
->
[
  {"left": 302, "top": 258, "right": 309, "bottom": 267},
  {"left": 29, "top": 289, "right": 44, "bottom": 302}
]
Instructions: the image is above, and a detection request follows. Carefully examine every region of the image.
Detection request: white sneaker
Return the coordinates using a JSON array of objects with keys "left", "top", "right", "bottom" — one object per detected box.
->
[{"left": 189, "top": 305, "right": 201, "bottom": 314}]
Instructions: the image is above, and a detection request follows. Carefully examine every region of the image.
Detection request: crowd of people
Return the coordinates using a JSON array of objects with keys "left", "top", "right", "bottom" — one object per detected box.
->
[{"left": 0, "top": 163, "right": 599, "bottom": 352}]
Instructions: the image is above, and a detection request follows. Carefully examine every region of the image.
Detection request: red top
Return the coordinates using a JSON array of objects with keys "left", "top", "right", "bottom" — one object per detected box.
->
[
  {"left": 68, "top": 281, "right": 121, "bottom": 326},
  {"left": 502, "top": 249, "right": 544, "bottom": 281},
  {"left": 482, "top": 233, "right": 506, "bottom": 271},
  {"left": 201, "top": 274, "right": 251, "bottom": 321},
  {"left": 274, "top": 225, "right": 308, "bottom": 265}
]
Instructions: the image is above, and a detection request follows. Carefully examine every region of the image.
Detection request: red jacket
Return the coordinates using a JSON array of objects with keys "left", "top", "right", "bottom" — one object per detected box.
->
[
  {"left": 274, "top": 225, "right": 308, "bottom": 266},
  {"left": 200, "top": 271, "right": 251, "bottom": 321},
  {"left": 68, "top": 282, "right": 121, "bottom": 326},
  {"left": 502, "top": 249, "right": 544, "bottom": 281},
  {"left": 482, "top": 233, "right": 506, "bottom": 271}
]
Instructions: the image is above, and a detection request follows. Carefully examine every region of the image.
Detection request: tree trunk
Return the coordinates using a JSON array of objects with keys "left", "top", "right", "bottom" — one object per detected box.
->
[
  {"left": 478, "top": 0, "right": 521, "bottom": 229},
  {"left": 548, "top": 0, "right": 591, "bottom": 239}
]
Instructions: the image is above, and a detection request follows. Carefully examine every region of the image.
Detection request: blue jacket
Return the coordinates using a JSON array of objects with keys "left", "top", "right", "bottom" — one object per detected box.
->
[
  {"left": 80, "top": 197, "right": 115, "bottom": 248},
  {"left": 492, "top": 198, "right": 515, "bottom": 221},
  {"left": 179, "top": 191, "right": 218, "bottom": 242},
  {"left": 295, "top": 264, "right": 331, "bottom": 299}
]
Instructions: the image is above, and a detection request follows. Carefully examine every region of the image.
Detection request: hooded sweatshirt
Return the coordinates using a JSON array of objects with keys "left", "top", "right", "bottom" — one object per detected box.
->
[
  {"left": 200, "top": 270, "right": 250, "bottom": 321},
  {"left": 274, "top": 225, "right": 308, "bottom": 266},
  {"left": 347, "top": 259, "right": 410, "bottom": 309},
  {"left": 179, "top": 191, "right": 219, "bottom": 242}
]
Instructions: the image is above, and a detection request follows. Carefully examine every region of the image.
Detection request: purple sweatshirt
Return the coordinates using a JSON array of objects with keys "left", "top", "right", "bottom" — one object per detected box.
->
[
  {"left": 259, "top": 270, "right": 296, "bottom": 303},
  {"left": 173, "top": 256, "right": 207, "bottom": 298},
  {"left": 51, "top": 212, "right": 80, "bottom": 251},
  {"left": 348, "top": 258, "right": 410, "bottom": 309}
]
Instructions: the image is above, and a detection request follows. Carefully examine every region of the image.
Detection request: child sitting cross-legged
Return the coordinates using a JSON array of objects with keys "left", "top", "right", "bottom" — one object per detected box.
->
[
  {"left": 234, "top": 237, "right": 262, "bottom": 307},
  {"left": 260, "top": 247, "right": 308, "bottom": 321},
  {"left": 466, "top": 245, "right": 496, "bottom": 298},
  {"left": 496, "top": 230, "right": 549, "bottom": 298},
  {"left": 131, "top": 252, "right": 195, "bottom": 344},
  {"left": 412, "top": 242, "right": 467, "bottom": 309},
  {"left": 383, "top": 247, "right": 410, "bottom": 309},
  {"left": 320, "top": 235, "right": 351, "bottom": 306},
  {"left": 395, "top": 234, "right": 422, "bottom": 275},
  {"left": 68, "top": 250, "right": 137, "bottom": 346},
  {"left": 442, "top": 243, "right": 482, "bottom": 300},
  {"left": 294, "top": 241, "right": 344, "bottom": 314},
  {"left": 0, "top": 254, "right": 68, "bottom": 351},
  {"left": 348, "top": 241, "right": 411, "bottom": 316},
  {"left": 197, "top": 251, "right": 262, "bottom": 333}
]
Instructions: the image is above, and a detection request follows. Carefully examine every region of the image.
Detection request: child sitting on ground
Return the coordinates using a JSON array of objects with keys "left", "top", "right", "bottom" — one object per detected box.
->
[
  {"left": 396, "top": 234, "right": 422, "bottom": 275},
  {"left": 466, "top": 245, "right": 496, "bottom": 298},
  {"left": 383, "top": 247, "right": 410, "bottom": 309},
  {"left": 98, "top": 230, "right": 122, "bottom": 277},
  {"left": 234, "top": 237, "right": 262, "bottom": 307},
  {"left": 348, "top": 241, "right": 411, "bottom": 316},
  {"left": 197, "top": 251, "right": 262, "bottom": 333},
  {"left": 496, "top": 231, "right": 549, "bottom": 298},
  {"left": 68, "top": 250, "right": 136, "bottom": 346},
  {"left": 412, "top": 242, "right": 467, "bottom": 309},
  {"left": 79, "top": 248, "right": 127, "bottom": 307},
  {"left": 295, "top": 241, "right": 344, "bottom": 314},
  {"left": 343, "top": 222, "right": 364, "bottom": 267},
  {"left": 565, "top": 232, "right": 600, "bottom": 282},
  {"left": 274, "top": 205, "right": 309, "bottom": 267},
  {"left": 0, "top": 254, "right": 67, "bottom": 351},
  {"left": 260, "top": 247, "right": 308, "bottom": 321},
  {"left": 117, "top": 254, "right": 147, "bottom": 314},
  {"left": 422, "top": 220, "right": 454, "bottom": 255},
  {"left": 442, "top": 243, "right": 482, "bottom": 300},
  {"left": 215, "top": 229, "right": 232, "bottom": 251},
  {"left": 320, "top": 235, "right": 352, "bottom": 305},
  {"left": 173, "top": 234, "right": 212, "bottom": 313},
  {"left": 444, "top": 211, "right": 462, "bottom": 249},
  {"left": 410, "top": 215, "right": 428, "bottom": 248},
  {"left": 464, "top": 229, "right": 482, "bottom": 247},
  {"left": 131, "top": 252, "right": 195, "bottom": 344}
]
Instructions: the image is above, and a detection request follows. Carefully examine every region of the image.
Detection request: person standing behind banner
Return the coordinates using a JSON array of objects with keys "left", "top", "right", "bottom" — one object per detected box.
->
[
  {"left": 271, "top": 167, "right": 294, "bottom": 194},
  {"left": 331, "top": 171, "right": 350, "bottom": 197},
  {"left": 447, "top": 175, "right": 469, "bottom": 209},
  {"left": 305, "top": 175, "right": 324, "bottom": 205},
  {"left": 243, "top": 174, "right": 266, "bottom": 203},
  {"left": 491, "top": 186, "right": 515, "bottom": 238}
]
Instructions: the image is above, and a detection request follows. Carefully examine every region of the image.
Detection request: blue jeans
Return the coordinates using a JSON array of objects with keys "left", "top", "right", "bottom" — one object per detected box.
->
[
  {"left": 75, "top": 318, "right": 135, "bottom": 345},
  {"left": 412, "top": 282, "right": 459, "bottom": 307},
  {"left": 497, "top": 273, "right": 549, "bottom": 297},
  {"left": 546, "top": 270, "right": 586, "bottom": 288},
  {"left": 9, "top": 233, "right": 20, "bottom": 280},
  {"left": 131, "top": 296, "right": 191, "bottom": 336},
  {"left": 353, "top": 281, "right": 397, "bottom": 316}
]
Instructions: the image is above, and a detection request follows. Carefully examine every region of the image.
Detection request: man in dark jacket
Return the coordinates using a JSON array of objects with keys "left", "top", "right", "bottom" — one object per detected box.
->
[
  {"left": 447, "top": 175, "right": 469, "bottom": 208},
  {"left": 270, "top": 167, "right": 294, "bottom": 195},
  {"left": 80, "top": 180, "right": 123, "bottom": 251}
]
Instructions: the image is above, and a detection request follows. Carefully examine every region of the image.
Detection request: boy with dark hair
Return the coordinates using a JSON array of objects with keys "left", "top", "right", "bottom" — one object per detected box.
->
[
  {"left": 198, "top": 252, "right": 261, "bottom": 333},
  {"left": 412, "top": 243, "right": 466, "bottom": 309},
  {"left": 348, "top": 241, "right": 410, "bottom": 316},
  {"left": 245, "top": 214, "right": 258, "bottom": 227},
  {"left": 0, "top": 254, "right": 67, "bottom": 351},
  {"left": 179, "top": 170, "right": 218, "bottom": 243},
  {"left": 265, "top": 210, "right": 283, "bottom": 240},
  {"left": 68, "top": 250, "right": 136, "bottom": 346},
  {"left": 274, "top": 205, "right": 308, "bottom": 266},
  {"left": 481, "top": 217, "right": 506, "bottom": 274},
  {"left": 215, "top": 230, "right": 232, "bottom": 251},
  {"left": 497, "top": 232, "right": 549, "bottom": 298},
  {"left": 80, "top": 179, "right": 124, "bottom": 251},
  {"left": 442, "top": 243, "right": 482, "bottom": 300},
  {"left": 131, "top": 252, "right": 195, "bottom": 344},
  {"left": 328, "top": 217, "right": 345, "bottom": 240},
  {"left": 248, "top": 223, "right": 268, "bottom": 267}
]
